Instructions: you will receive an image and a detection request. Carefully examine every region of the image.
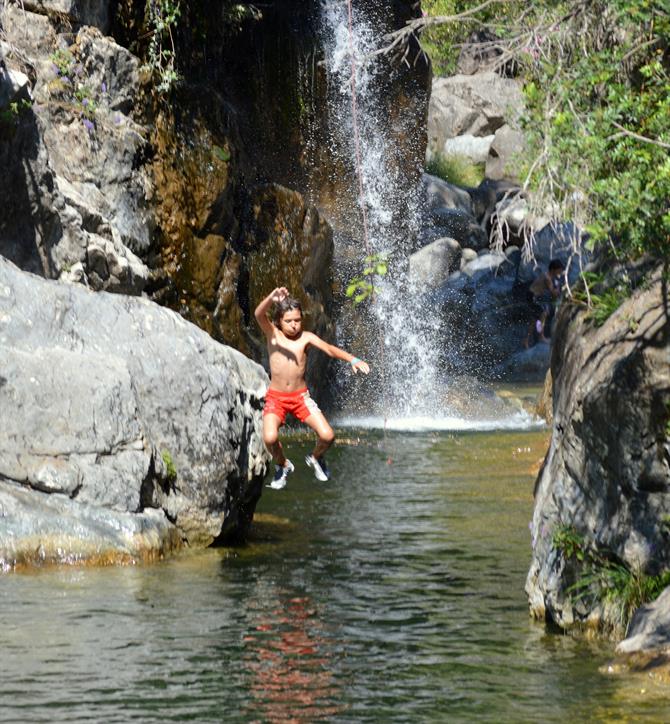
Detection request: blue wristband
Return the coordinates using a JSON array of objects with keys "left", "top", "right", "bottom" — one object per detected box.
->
[{"left": 350, "top": 357, "right": 361, "bottom": 366}]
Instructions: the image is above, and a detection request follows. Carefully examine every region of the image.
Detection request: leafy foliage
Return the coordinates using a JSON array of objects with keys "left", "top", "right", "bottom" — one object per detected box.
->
[
  {"left": 553, "top": 522, "right": 670, "bottom": 630},
  {"left": 569, "top": 271, "right": 632, "bottom": 326},
  {"left": 142, "top": 0, "right": 181, "bottom": 94},
  {"left": 420, "top": 0, "right": 670, "bottom": 264},
  {"left": 552, "top": 524, "right": 586, "bottom": 562},
  {"left": 346, "top": 253, "right": 389, "bottom": 306}
]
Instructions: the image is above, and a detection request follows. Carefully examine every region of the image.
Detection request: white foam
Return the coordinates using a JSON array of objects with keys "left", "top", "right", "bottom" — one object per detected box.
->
[{"left": 332, "top": 410, "right": 544, "bottom": 432}]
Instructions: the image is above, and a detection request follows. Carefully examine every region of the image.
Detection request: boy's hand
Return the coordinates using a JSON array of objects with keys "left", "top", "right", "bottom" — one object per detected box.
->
[
  {"left": 351, "top": 359, "right": 370, "bottom": 375},
  {"left": 270, "top": 287, "right": 289, "bottom": 304}
]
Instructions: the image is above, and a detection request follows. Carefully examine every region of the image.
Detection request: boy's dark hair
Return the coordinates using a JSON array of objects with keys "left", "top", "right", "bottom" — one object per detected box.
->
[
  {"left": 548, "top": 259, "right": 565, "bottom": 272},
  {"left": 273, "top": 296, "right": 302, "bottom": 326}
]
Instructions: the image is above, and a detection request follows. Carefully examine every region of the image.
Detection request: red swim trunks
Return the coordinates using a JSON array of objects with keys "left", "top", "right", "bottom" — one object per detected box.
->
[{"left": 263, "top": 387, "right": 321, "bottom": 424}]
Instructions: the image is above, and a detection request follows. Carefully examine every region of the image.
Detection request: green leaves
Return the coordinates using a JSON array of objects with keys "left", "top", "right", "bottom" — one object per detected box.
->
[
  {"left": 142, "top": 1, "right": 182, "bottom": 95},
  {"left": 212, "top": 145, "right": 231, "bottom": 162},
  {"left": 424, "top": 0, "right": 670, "bottom": 262},
  {"left": 571, "top": 271, "right": 633, "bottom": 325},
  {"left": 345, "top": 253, "right": 389, "bottom": 306}
]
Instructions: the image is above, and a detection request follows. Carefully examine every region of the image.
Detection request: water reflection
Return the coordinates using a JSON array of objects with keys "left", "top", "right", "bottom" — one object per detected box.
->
[{"left": 242, "top": 586, "right": 342, "bottom": 722}]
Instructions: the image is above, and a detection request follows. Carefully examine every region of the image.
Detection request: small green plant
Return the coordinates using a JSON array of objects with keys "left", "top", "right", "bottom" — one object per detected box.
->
[
  {"left": 602, "top": 564, "right": 670, "bottom": 630},
  {"left": 212, "top": 144, "right": 231, "bottom": 162},
  {"left": 161, "top": 449, "right": 177, "bottom": 482},
  {"left": 142, "top": 0, "right": 181, "bottom": 94},
  {"left": 74, "top": 85, "right": 97, "bottom": 121},
  {"left": 50, "top": 48, "right": 75, "bottom": 78},
  {"left": 346, "top": 252, "right": 389, "bottom": 306},
  {"left": 426, "top": 152, "right": 485, "bottom": 187},
  {"left": 49, "top": 47, "right": 99, "bottom": 132},
  {"left": 571, "top": 271, "right": 632, "bottom": 326},
  {"left": 0, "top": 98, "right": 33, "bottom": 127},
  {"left": 555, "top": 522, "right": 670, "bottom": 631},
  {"left": 552, "top": 524, "right": 586, "bottom": 562}
]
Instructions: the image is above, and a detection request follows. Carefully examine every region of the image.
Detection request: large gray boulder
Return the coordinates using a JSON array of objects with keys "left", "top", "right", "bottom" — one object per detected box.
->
[
  {"left": 0, "top": 258, "right": 270, "bottom": 569},
  {"left": 409, "top": 237, "right": 461, "bottom": 289},
  {"left": 526, "top": 264, "right": 670, "bottom": 633},
  {"left": 427, "top": 72, "right": 524, "bottom": 165},
  {"left": 422, "top": 173, "right": 473, "bottom": 215}
]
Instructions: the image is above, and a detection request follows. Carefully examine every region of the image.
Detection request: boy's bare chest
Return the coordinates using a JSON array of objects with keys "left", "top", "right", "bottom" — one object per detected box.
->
[{"left": 269, "top": 335, "right": 309, "bottom": 362}]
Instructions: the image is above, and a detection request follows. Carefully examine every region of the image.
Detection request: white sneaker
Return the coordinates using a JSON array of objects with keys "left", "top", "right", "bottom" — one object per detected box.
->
[
  {"left": 305, "top": 454, "right": 330, "bottom": 481},
  {"left": 268, "top": 459, "right": 294, "bottom": 490}
]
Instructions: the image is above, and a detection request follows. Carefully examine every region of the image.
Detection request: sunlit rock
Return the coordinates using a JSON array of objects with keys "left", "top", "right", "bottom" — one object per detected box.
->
[
  {"left": 526, "top": 263, "right": 670, "bottom": 634},
  {"left": 0, "top": 257, "right": 270, "bottom": 569}
]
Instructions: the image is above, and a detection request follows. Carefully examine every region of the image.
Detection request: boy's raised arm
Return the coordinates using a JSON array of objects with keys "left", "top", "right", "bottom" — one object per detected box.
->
[{"left": 255, "top": 287, "right": 288, "bottom": 336}]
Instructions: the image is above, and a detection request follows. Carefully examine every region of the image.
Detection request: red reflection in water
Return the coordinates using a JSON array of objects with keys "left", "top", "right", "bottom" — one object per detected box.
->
[{"left": 243, "top": 595, "right": 342, "bottom": 722}]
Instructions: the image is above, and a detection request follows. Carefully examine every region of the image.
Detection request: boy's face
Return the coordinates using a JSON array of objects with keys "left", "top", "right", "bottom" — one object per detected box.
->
[{"left": 279, "top": 309, "right": 302, "bottom": 338}]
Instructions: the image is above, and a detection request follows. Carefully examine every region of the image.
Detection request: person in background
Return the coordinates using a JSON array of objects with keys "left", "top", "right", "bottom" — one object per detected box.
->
[{"left": 524, "top": 259, "right": 565, "bottom": 348}]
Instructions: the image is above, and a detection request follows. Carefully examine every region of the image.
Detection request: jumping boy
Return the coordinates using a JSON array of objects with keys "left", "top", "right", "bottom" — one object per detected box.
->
[{"left": 255, "top": 286, "right": 370, "bottom": 490}]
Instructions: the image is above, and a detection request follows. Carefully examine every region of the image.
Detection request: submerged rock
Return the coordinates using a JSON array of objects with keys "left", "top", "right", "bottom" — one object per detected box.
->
[
  {"left": 0, "top": 258, "right": 270, "bottom": 569},
  {"left": 526, "top": 263, "right": 670, "bottom": 634}
]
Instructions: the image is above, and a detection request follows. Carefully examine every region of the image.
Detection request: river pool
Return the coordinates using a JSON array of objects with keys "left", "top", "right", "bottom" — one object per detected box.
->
[{"left": 2, "top": 425, "right": 669, "bottom": 722}]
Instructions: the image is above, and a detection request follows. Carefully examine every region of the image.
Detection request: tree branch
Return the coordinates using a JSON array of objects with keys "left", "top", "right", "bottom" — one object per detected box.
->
[{"left": 609, "top": 122, "right": 670, "bottom": 150}]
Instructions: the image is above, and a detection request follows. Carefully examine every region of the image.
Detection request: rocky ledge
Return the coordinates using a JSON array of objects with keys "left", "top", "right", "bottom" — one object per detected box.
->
[
  {"left": 0, "top": 258, "right": 270, "bottom": 570},
  {"left": 526, "top": 263, "right": 670, "bottom": 635}
]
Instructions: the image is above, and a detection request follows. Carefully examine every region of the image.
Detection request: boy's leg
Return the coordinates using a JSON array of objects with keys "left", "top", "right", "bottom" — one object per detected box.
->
[
  {"left": 263, "top": 413, "right": 287, "bottom": 466},
  {"left": 304, "top": 411, "right": 335, "bottom": 460}
]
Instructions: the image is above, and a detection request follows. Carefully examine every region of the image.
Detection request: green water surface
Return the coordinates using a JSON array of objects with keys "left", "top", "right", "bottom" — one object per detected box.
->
[{"left": 2, "top": 428, "right": 669, "bottom": 722}]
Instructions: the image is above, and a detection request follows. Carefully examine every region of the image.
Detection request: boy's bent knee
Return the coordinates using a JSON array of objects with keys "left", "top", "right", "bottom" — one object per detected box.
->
[
  {"left": 263, "top": 430, "right": 279, "bottom": 447},
  {"left": 320, "top": 429, "right": 335, "bottom": 445}
]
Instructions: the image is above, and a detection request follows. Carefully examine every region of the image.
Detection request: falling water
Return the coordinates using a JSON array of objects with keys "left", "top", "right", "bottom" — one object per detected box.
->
[{"left": 320, "top": 1, "right": 449, "bottom": 422}]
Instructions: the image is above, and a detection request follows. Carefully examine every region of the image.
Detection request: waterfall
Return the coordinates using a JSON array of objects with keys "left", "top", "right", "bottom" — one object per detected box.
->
[{"left": 320, "top": 1, "right": 445, "bottom": 422}]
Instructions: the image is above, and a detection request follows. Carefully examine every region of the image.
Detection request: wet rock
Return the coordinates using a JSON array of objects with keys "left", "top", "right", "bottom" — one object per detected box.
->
[
  {"left": 495, "top": 343, "right": 552, "bottom": 383},
  {"left": 435, "top": 253, "right": 531, "bottom": 373},
  {"left": 526, "top": 263, "right": 670, "bottom": 633},
  {"left": 422, "top": 173, "right": 473, "bottom": 215},
  {"left": 409, "top": 237, "right": 461, "bottom": 289},
  {"left": 429, "top": 207, "right": 488, "bottom": 251},
  {"left": 0, "top": 257, "right": 270, "bottom": 568},
  {"left": 0, "top": 483, "right": 181, "bottom": 571}
]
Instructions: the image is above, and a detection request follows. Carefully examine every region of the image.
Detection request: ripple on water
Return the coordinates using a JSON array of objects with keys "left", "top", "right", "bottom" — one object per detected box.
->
[{"left": 0, "top": 429, "right": 664, "bottom": 722}]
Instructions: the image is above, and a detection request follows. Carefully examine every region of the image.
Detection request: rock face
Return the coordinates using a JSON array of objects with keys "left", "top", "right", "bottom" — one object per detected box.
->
[
  {"left": 526, "top": 265, "right": 670, "bottom": 632},
  {"left": 0, "top": 1, "right": 342, "bottom": 391},
  {"left": 427, "top": 72, "right": 524, "bottom": 172},
  {"left": 0, "top": 258, "right": 270, "bottom": 568},
  {"left": 1, "top": 13, "right": 151, "bottom": 293}
]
